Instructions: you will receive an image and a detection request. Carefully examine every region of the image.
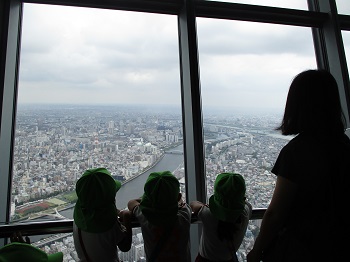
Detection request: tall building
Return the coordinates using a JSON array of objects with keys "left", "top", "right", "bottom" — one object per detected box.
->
[{"left": 108, "top": 120, "right": 114, "bottom": 134}]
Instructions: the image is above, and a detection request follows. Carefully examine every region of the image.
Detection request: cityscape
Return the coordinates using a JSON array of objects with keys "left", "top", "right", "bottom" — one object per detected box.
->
[{"left": 10, "top": 104, "right": 292, "bottom": 261}]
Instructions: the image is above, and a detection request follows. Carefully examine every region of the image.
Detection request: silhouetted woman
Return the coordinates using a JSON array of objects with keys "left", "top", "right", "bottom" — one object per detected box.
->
[{"left": 247, "top": 69, "right": 350, "bottom": 262}]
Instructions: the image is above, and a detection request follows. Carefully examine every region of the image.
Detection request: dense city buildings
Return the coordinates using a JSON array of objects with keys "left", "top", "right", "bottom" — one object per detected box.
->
[{"left": 11, "top": 104, "right": 291, "bottom": 261}]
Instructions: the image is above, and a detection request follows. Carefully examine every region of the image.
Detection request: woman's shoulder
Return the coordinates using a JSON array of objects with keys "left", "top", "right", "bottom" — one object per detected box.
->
[
  {"left": 276, "top": 135, "right": 303, "bottom": 157},
  {"left": 281, "top": 132, "right": 323, "bottom": 151}
]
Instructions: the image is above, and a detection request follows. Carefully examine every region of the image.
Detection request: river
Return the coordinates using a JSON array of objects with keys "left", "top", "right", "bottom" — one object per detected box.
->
[
  {"left": 28, "top": 145, "right": 183, "bottom": 242},
  {"left": 59, "top": 145, "right": 184, "bottom": 219}
]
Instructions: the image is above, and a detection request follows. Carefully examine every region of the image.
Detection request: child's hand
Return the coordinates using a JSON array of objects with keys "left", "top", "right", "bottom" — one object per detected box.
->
[
  {"left": 10, "top": 231, "right": 30, "bottom": 244},
  {"left": 118, "top": 209, "right": 127, "bottom": 221}
]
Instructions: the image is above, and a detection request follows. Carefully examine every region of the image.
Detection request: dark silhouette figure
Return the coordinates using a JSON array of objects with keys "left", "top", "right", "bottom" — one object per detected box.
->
[
  {"left": 190, "top": 173, "right": 252, "bottom": 262},
  {"left": 0, "top": 231, "right": 63, "bottom": 261},
  {"left": 247, "top": 69, "right": 350, "bottom": 262},
  {"left": 73, "top": 167, "right": 132, "bottom": 262},
  {"left": 128, "top": 171, "right": 191, "bottom": 262}
]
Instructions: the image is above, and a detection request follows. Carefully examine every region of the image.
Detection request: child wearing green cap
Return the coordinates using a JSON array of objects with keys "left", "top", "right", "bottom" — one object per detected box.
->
[
  {"left": 0, "top": 232, "right": 63, "bottom": 262},
  {"left": 190, "top": 172, "right": 252, "bottom": 262},
  {"left": 73, "top": 167, "right": 132, "bottom": 262},
  {"left": 128, "top": 170, "right": 192, "bottom": 262}
]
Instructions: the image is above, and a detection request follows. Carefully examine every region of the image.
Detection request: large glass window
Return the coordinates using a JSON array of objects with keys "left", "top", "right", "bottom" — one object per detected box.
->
[
  {"left": 197, "top": 19, "right": 316, "bottom": 258},
  {"left": 197, "top": 19, "right": 316, "bottom": 206},
  {"left": 13, "top": 4, "right": 183, "bottom": 261}
]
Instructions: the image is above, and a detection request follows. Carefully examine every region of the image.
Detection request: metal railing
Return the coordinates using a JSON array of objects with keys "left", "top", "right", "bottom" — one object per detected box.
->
[{"left": 0, "top": 208, "right": 266, "bottom": 239}]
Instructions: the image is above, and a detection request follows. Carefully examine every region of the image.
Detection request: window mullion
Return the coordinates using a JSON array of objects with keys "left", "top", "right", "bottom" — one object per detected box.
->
[
  {"left": 309, "top": 0, "right": 350, "bottom": 128},
  {"left": 0, "top": 0, "right": 22, "bottom": 246},
  {"left": 178, "top": 0, "right": 206, "bottom": 260}
]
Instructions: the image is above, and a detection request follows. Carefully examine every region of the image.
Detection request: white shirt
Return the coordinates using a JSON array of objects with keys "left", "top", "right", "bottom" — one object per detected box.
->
[
  {"left": 197, "top": 201, "right": 252, "bottom": 261},
  {"left": 73, "top": 220, "right": 126, "bottom": 262},
  {"left": 133, "top": 203, "right": 192, "bottom": 262}
]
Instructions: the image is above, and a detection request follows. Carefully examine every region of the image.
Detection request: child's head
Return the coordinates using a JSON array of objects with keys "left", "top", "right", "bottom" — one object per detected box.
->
[
  {"left": 209, "top": 172, "right": 246, "bottom": 222},
  {"left": 74, "top": 167, "right": 121, "bottom": 233},
  {"left": 140, "top": 171, "right": 180, "bottom": 226},
  {"left": 0, "top": 242, "right": 63, "bottom": 262}
]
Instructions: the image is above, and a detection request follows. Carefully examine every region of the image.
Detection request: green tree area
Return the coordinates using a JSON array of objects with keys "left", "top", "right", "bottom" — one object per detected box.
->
[{"left": 60, "top": 191, "right": 78, "bottom": 203}]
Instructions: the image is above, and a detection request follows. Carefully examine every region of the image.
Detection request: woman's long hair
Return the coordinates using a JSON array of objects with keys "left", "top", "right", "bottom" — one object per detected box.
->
[{"left": 276, "top": 69, "right": 346, "bottom": 135}]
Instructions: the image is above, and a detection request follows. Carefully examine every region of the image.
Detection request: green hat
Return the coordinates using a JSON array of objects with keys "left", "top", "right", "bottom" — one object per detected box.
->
[
  {"left": 140, "top": 171, "right": 180, "bottom": 226},
  {"left": 0, "top": 242, "right": 63, "bottom": 262},
  {"left": 73, "top": 167, "right": 121, "bottom": 233},
  {"left": 209, "top": 173, "right": 246, "bottom": 222}
]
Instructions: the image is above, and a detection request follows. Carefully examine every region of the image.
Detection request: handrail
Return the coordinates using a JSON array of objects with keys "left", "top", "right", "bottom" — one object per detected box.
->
[{"left": 0, "top": 208, "right": 266, "bottom": 239}]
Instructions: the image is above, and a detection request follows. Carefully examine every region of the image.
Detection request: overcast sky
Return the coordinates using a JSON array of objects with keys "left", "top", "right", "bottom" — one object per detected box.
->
[{"left": 18, "top": 1, "right": 350, "bottom": 114}]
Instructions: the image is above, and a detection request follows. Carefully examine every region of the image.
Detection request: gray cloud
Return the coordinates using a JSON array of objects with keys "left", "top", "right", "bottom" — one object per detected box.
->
[{"left": 18, "top": 2, "right": 349, "bottom": 113}]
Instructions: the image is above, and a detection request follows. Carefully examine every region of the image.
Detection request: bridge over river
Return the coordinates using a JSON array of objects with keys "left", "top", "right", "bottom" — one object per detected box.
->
[{"left": 164, "top": 150, "right": 183, "bottom": 155}]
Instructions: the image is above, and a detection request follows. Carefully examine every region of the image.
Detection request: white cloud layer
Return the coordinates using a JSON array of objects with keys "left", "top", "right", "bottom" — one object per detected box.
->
[{"left": 18, "top": 2, "right": 350, "bottom": 115}]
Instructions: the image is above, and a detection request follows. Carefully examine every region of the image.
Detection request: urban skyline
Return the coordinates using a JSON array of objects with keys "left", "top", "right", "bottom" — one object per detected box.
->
[{"left": 11, "top": 104, "right": 291, "bottom": 261}]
